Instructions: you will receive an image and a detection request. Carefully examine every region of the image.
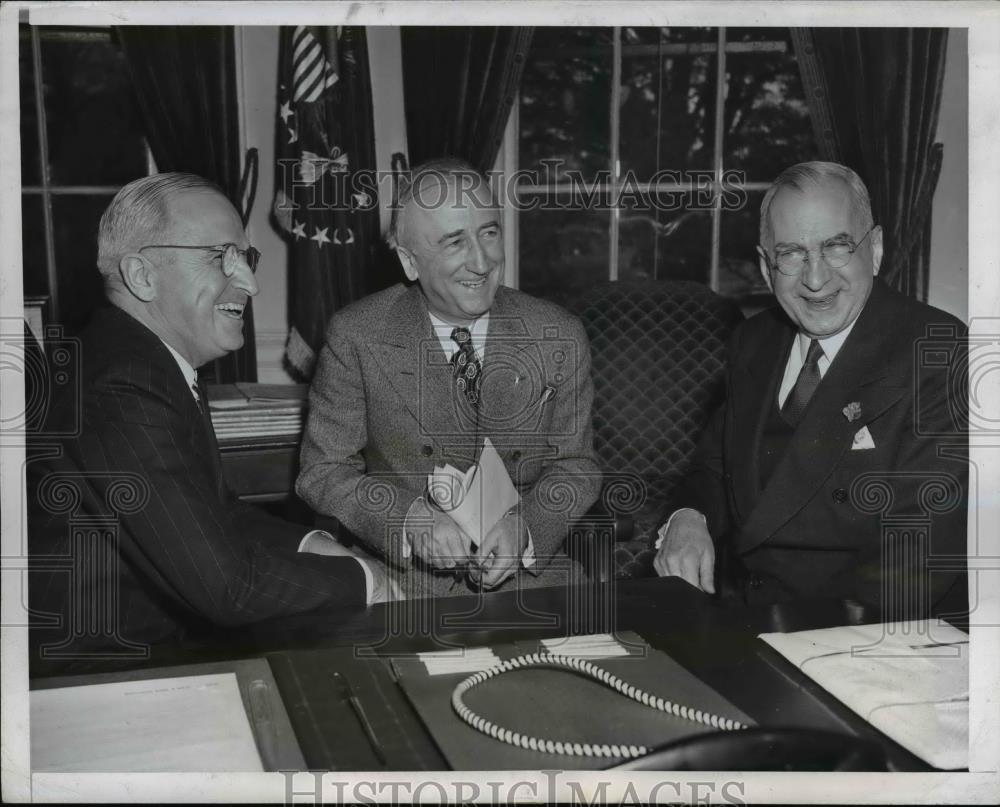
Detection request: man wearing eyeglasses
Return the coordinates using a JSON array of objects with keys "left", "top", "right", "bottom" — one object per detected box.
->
[
  {"left": 653, "top": 161, "right": 967, "bottom": 619},
  {"left": 28, "top": 172, "right": 395, "bottom": 662}
]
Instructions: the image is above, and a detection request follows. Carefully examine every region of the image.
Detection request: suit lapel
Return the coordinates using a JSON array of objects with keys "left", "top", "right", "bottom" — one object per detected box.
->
[
  {"left": 369, "top": 285, "right": 474, "bottom": 464},
  {"left": 730, "top": 319, "right": 794, "bottom": 523},
  {"left": 739, "top": 285, "right": 905, "bottom": 552}
]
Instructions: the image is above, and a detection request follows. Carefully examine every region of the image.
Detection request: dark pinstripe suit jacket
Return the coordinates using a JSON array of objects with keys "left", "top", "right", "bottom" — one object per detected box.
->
[{"left": 27, "top": 305, "right": 366, "bottom": 658}]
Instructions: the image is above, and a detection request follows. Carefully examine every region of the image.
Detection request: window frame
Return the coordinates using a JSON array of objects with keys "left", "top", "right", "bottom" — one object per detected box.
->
[
  {"left": 19, "top": 24, "right": 155, "bottom": 323},
  {"left": 500, "top": 26, "right": 798, "bottom": 296}
]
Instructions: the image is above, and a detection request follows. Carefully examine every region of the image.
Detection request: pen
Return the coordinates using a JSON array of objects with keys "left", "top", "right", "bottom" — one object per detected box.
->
[
  {"left": 248, "top": 678, "right": 278, "bottom": 770},
  {"left": 334, "top": 672, "right": 387, "bottom": 765}
]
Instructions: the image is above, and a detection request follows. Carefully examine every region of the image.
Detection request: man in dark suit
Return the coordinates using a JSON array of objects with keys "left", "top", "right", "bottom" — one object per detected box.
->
[
  {"left": 297, "top": 158, "right": 602, "bottom": 598},
  {"left": 28, "top": 173, "right": 394, "bottom": 661},
  {"left": 653, "top": 161, "right": 967, "bottom": 618}
]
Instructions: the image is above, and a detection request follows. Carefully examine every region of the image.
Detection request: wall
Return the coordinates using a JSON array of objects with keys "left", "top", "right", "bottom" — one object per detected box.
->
[
  {"left": 236, "top": 26, "right": 406, "bottom": 383},
  {"left": 928, "top": 28, "right": 968, "bottom": 321}
]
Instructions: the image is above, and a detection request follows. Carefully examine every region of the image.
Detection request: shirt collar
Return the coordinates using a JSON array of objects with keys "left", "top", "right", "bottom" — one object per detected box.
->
[
  {"left": 159, "top": 339, "right": 199, "bottom": 392},
  {"left": 428, "top": 310, "right": 490, "bottom": 359},
  {"left": 797, "top": 315, "right": 859, "bottom": 364}
]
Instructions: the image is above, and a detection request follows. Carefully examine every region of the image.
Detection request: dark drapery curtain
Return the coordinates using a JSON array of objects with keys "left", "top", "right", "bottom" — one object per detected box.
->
[
  {"left": 791, "top": 28, "right": 948, "bottom": 300},
  {"left": 117, "top": 26, "right": 257, "bottom": 383},
  {"left": 401, "top": 27, "right": 534, "bottom": 173},
  {"left": 271, "top": 26, "right": 381, "bottom": 380}
]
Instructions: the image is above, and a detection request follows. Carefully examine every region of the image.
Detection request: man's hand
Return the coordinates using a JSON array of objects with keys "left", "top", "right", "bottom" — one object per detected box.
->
[
  {"left": 473, "top": 513, "right": 529, "bottom": 590},
  {"left": 653, "top": 509, "right": 715, "bottom": 593},
  {"left": 409, "top": 502, "right": 475, "bottom": 570}
]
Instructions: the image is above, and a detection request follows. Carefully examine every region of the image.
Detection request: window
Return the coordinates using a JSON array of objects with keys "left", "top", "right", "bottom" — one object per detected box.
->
[
  {"left": 20, "top": 25, "right": 150, "bottom": 334},
  {"left": 509, "top": 27, "right": 819, "bottom": 308}
]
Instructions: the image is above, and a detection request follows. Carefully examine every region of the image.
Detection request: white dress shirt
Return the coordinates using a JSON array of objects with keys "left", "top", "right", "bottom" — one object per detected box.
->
[
  {"left": 656, "top": 317, "right": 860, "bottom": 551},
  {"left": 159, "top": 338, "right": 375, "bottom": 604}
]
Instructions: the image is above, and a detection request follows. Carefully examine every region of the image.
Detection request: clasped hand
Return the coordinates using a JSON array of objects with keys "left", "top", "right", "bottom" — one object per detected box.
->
[{"left": 411, "top": 503, "right": 527, "bottom": 590}]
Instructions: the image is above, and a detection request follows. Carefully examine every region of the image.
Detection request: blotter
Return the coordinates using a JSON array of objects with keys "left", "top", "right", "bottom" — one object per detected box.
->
[
  {"left": 759, "top": 620, "right": 968, "bottom": 769},
  {"left": 393, "top": 632, "right": 753, "bottom": 770}
]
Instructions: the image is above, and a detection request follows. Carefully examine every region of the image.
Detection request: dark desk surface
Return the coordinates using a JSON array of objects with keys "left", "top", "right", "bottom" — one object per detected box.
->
[{"left": 31, "top": 577, "right": 937, "bottom": 771}]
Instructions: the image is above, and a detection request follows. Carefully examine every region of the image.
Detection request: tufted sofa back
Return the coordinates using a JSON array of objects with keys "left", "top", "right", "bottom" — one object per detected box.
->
[{"left": 568, "top": 279, "right": 744, "bottom": 512}]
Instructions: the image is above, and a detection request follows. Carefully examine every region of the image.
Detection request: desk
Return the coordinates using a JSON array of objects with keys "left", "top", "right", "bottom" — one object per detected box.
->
[{"left": 32, "top": 578, "right": 940, "bottom": 771}]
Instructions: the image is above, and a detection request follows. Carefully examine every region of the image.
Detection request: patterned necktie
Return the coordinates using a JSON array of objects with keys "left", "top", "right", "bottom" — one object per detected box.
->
[
  {"left": 781, "top": 338, "right": 824, "bottom": 427},
  {"left": 450, "top": 327, "right": 482, "bottom": 407},
  {"left": 191, "top": 383, "right": 204, "bottom": 413}
]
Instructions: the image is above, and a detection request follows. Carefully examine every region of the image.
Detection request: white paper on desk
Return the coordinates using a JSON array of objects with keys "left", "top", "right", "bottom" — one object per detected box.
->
[
  {"left": 31, "top": 672, "right": 263, "bottom": 772},
  {"left": 426, "top": 437, "right": 520, "bottom": 544},
  {"left": 759, "top": 620, "right": 968, "bottom": 769}
]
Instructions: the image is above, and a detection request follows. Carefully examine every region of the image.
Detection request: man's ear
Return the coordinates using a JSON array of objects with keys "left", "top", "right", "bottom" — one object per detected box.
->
[
  {"left": 756, "top": 245, "right": 774, "bottom": 293},
  {"left": 870, "top": 224, "right": 884, "bottom": 277},
  {"left": 396, "top": 246, "right": 419, "bottom": 282},
  {"left": 118, "top": 254, "right": 157, "bottom": 302}
]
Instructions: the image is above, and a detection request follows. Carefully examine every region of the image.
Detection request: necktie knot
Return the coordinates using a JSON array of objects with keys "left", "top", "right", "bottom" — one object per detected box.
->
[
  {"left": 804, "top": 338, "right": 824, "bottom": 367},
  {"left": 450, "top": 327, "right": 482, "bottom": 407}
]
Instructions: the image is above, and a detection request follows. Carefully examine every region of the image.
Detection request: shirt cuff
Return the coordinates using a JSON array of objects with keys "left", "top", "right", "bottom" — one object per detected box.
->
[
  {"left": 522, "top": 526, "right": 536, "bottom": 568},
  {"left": 654, "top": 509, "right": 707, "bottom": 550},
  {"left": 299, "top": 529, "right": 375, "bottom": 606}
]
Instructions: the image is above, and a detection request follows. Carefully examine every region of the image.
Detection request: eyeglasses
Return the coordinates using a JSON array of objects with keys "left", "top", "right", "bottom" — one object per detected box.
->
[
  {"left": 138, "top": 243, "right": 260, "bottom": 274},
  {"left": 765, "top": 226, "right": 874, "bottom": 276}
]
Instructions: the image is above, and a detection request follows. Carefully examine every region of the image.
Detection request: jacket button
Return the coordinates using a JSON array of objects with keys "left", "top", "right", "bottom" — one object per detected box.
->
[
  {"left": 749, "top": 573, "right": 762, "bottom": 589},
  {"left": 832, "top": 488, "right": 848, "bottom": 504},
  {"left": 421, "top": 444, "right": 433, "bottom": 457},
  {"left": 510, "top": 450, "right": 522, "bottom": 462}
]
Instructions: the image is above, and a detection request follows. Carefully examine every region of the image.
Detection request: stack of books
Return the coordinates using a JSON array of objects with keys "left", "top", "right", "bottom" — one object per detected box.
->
[{"left": 207, "top": 383, "right": 308, "bottom": 442}]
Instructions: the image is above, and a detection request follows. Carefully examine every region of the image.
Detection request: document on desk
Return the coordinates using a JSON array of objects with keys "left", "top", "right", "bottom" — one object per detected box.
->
[
  {"left": 759, "top": 620, "right": 968, "bottom": 769},
  {"left": 31, "top": 672, "right": 264, "bottom": 772},
  {"left": 427, "top": 437, "right": 519, "bottom": 544}
]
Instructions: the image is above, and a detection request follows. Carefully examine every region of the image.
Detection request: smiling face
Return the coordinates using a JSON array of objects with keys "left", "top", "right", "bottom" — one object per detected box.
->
[
  {"left": 395, "top": 175, "right": 504, "bottom": 326},
  {"left": 146, "top": 188, "right": 259, "bottom": 367},
  {"left": 759, "top": 178, "right": 883, "bottom": 340}
]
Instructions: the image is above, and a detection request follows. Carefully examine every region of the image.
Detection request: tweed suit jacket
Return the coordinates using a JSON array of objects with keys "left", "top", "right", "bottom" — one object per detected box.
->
[
  {"left": 297, "top": 283, "right": 602, "bottom": 598},
  {"left": 676, "top": 281, "right": 968, "bottom": 615},
  {"left": 27, "top": 305, "right": 367, "bottom": 658}
]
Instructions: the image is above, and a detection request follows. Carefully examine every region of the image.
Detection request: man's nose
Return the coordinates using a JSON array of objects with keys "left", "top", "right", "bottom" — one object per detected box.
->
[
  {"left": 469, "top": 241, "right": 491, "bottom": 276},
  {"left": 800, "top": 248, "right": 832, "bottom": 291},
  {"left": 226, "top": 252, "right": 259, "bottom": 296}
]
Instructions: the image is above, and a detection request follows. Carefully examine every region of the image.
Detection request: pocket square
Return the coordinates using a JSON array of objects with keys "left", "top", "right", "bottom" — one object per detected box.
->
[{"left": 852, "top": 425, "right": 876, "bottom": 450}]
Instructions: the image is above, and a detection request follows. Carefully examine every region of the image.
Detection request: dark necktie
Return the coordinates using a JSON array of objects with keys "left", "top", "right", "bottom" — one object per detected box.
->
[
  {"left": 781, "top": 338, "right": 824, "bottom": 427},
  {"left": 450, "top": 327, "right": 482, "bottom": 407},
  {"left": 191, "top": 383, "right": 204, "bottom": 413}
]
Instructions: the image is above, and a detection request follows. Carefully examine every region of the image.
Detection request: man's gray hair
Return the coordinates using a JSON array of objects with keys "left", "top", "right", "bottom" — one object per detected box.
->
[
  {"left": 759, "top": 161, "right": 874, "bottom": 249},
  {"left": 97, "top": 172, "right": 225, "bottom": 278},
  {"left": 387, "top": 157, "right": 495, "bottom": 250}
]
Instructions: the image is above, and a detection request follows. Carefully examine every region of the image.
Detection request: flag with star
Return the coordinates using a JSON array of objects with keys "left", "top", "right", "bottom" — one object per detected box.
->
[{"left": 272, "top": 25, "right": 380, "bottom": 379}]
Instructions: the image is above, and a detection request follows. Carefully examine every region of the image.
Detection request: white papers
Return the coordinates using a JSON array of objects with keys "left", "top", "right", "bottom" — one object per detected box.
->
[
  {"left": 427, "top": 438, "right": 520, "bottom": 545},
  {"left": 31, "top": 672, "right": 263, "bottom": 772},
  {"left": 759, "top": 620, "right": 969, "bottom": 769},
  {"left": 418, "top": 647, "right": 502, "bottom": 676},
  {"left": 541, "top": 633, "right": 631, "bottom": 658}
]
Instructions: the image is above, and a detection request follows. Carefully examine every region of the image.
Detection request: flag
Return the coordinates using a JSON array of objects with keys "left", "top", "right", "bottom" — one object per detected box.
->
[{"left": 273, "top": 26, "right": 380, "bottom": 379}]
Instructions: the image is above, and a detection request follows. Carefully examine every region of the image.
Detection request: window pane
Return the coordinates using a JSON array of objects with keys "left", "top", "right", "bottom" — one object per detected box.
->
[
  {"left": 40, "top": 30, "right": 147, "bottom": 186},
  {"left": 19, "top": 27, "right": 41, "bottom": 186},
  {"left": 519, "top": 28, "right": 613, "bottom": 183},
  {"left": 518, "top": 206, "right": 609, "bottom": 308},
  {"left": 619, "top": 202, "right": 713, "bottom": 285},
  {"left": 719, "top": 189, "right": 770, "bottom": 301},
  {"left": 52, "top": 195, "right": 114, "bottom": 334},
  {"left": 723, "top": 28, "right": 818, "bottom": 180},
  {"left": 22, "top": 195, "right": 48, "bottom": 297},
  {"left": 619, "top": 27, "right": 718, "bottom": 177}
]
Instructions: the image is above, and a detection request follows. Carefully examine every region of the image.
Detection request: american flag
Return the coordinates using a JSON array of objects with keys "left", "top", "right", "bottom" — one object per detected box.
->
[{"left": 272, "top": 26, "right": 380, "bottom": 379}]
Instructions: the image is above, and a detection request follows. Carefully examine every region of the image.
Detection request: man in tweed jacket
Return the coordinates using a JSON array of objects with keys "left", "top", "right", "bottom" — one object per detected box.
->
[{"left": 297, "top": 159, "right": 602, "bottom": 598}]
